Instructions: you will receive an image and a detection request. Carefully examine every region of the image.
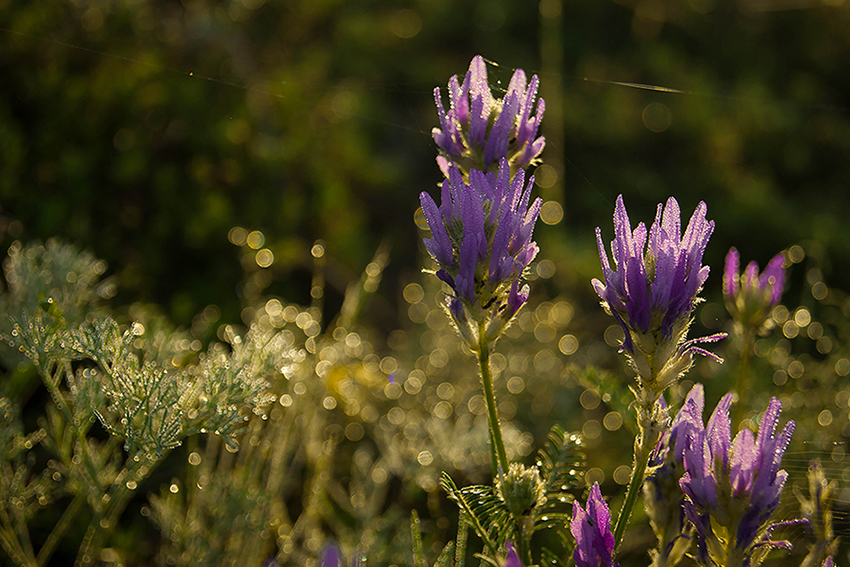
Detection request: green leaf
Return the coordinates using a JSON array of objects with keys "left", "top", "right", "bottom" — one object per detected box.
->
[
  {"left": 440, "top": 472, "right": 511, "bottom": 559},
  {"left": 532, "top": 425, "right": 584, "bottom": 534}
]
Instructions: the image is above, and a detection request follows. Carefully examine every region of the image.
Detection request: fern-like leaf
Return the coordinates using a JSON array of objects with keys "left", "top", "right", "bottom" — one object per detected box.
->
[
  {"left": 440, "top": 472, "right": 513, "bottom": 559},
  {"left": 532, "top": 425, "right": 584, "bottom": 534}
]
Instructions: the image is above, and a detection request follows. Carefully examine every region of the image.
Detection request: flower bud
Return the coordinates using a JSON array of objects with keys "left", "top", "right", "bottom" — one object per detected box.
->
[{"left": 496, "top": 462, "right": 545, "bottom": 518}]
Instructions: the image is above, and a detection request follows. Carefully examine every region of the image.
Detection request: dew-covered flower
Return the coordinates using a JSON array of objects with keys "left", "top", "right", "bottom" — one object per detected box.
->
[
  {"left": 571, "top": 483, "right": 618, "bottom": 567},
  {"left": 723, "top": 248, "right": 785, "bottom": 332},
  {"left": 592, "top": 195, "right": 724, "bottom": 405},
  {"left": 419, "top": 158, "right": 541, "bottom": 348},
  {"left": 679, "top": 395, "right": 798, "bottom": 566},
  {"left": 432, "top": 55, "right": 545, "bottom": 178}
]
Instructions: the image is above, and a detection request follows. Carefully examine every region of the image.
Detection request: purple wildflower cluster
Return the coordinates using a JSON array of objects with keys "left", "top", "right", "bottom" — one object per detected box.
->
[
  {"left": 432, "top": 55, "right": 545, "bottom": 178},
  {"left": 723, "top": 248, "right": 785, "bottom": 332},
  {"left": 421, "top": 57, "right": 545, "bottom": 348},
  {"left": 678, "top": 389, "right": 796, "bottom": 566},
  {"left": 592, "top": 195, "right": 725, "bottom": 405},
  {"left": 571, "top": 483, "right": 617, "bottom": 567}
]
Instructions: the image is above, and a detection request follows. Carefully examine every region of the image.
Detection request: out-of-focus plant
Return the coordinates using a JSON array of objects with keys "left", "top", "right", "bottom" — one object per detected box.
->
[
  {"left": 795, "top": 460, "right": 838, "bottom": 567},
  {"left": 723, "top": 248, "right": 786, "bottom": 424},
  {"left": 0, "top": 240, "right": 279, "bottom": 566}
]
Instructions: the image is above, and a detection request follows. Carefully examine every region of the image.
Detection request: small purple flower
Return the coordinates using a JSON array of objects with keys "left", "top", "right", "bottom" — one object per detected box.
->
[
  {"left": 433, "top": 55, "right": 545, "bottom": 177},
  {"left": 571, "top": 483, "right": 618, "bottom": 567},
  {"left": 592, "top": 195, "right": 724, "bottom": 401},
  {"left": 723, "top": 248, "right": 785, "bottom": 331},
  {"left": 679, "top": 395, "right": 797, "bottom": 566},
  {"left": 420, "top": 158, "right": 541, "bottom": 347}
]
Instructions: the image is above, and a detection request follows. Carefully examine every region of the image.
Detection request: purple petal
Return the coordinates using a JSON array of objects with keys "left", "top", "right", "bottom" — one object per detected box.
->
[
  {"left": 505, "top": 541, "right": 524, "bottom": 567},
  {"left": 761, "top": 253, "right": 785, "bottom": 305},
  {"left": 457, "top": 234, "right": 478, "bottom": 303},
  {"left": 320, "top": 544, "right": 342, "bottom": 567},
  {"left": 706, "top": 393, "right": 733, "bottom": 472},
  {"left": 483, "top": 85, "right": 519, "bottom": 168},
  {"left": 729, "top": 429, "right": 756, "bottom": 495},
  {"left": 420, "top": 191, "right": 452, "bottom": 266},
  {"left": 744, "top": 261, "right": 759, "bottom": 292},
  {"left": 508, "top": 281, "right": 529, "bottom": 317},
  {"left": 625, "top": 256, "right": 649, "bottom": 332},
  {"left": 467, "top": 56, "right": 491, "bottom": 149}
]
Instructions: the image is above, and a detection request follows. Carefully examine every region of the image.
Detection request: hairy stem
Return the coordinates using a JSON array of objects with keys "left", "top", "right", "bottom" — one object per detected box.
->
[
  {"left": 613, "top": 404, "right": 657, "bottom": 551},
  {"left": 477, "top": 330, "right": 508, "bottom": 478}
]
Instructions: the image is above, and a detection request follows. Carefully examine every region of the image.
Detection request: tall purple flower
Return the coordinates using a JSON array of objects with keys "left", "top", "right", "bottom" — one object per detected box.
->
[
  {"left": 571, "top": 483, "right": 618, "bottom": 567},
  {"left": 679, "top": 395, "right": 798, "bottom": 566},
  {"left": 432, "top": 55, "right": 545, "bottom": 178},
  {"left": 592, "top": 195, "right": 725, "bottom": 405},
  {"left": 420, "top": 158, "right": 541, "bottom": 347},
  {"left": 723, "top": 248, "right": 785, "bottom": 332}
]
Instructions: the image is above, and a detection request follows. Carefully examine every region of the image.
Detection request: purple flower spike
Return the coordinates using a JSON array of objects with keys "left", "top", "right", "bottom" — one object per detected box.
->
[
  {"left": 420, "top": 158, "right": 542, "bottom": 348},
  {"left": 723, "top": 247, "right": 786, "bottom": 331},
  {"left": 592, "top": 195, "right": 723, "bottom": 402},
  {"left": 432, "top": 56, "right": 545, "bottom": 177},
  {"left": 572, "top": 483, "right": 618, "bottom": 567},
  {"left": 679, "top": 395, "right": 798, "bottom": 566}
]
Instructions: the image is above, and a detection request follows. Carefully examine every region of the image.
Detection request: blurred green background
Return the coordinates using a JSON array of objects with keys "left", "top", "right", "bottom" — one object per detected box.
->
[
  {"left": 2, "top": 0, "right": 850, "bottom": 329},
  {"left": 2, "top": 0, "right": 850, "bottom": 563}
]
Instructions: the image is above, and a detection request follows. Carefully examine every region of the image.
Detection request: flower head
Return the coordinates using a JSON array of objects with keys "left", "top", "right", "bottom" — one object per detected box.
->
[
  {"left": 420, "top": 159, "right": 541, "bottom": 348},
  {"left": 571, "top": 483, "right": 617, "bottom": 567},
  {"left": 433, "top": 55, "right": 545, "bottom": 178},
  {"left": 723, "top": 248, "right": 785, "bottom": 332},
  {"left": 679, "top": 395, "right": 797, "bottom": 566},
  {"left": 592, "top": 195, "right": 724, "bottom": 403}
]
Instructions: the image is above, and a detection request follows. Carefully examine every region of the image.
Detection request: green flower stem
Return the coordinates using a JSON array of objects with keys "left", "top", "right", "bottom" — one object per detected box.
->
[
  {"left": 613, "top": 406, "right": 657, "bottom": 551},
  {"left": 517, "top": 516, "right": 534, "bottom": 567},
  {"left": 733, "top": 330, "right": 755, "bottom": 427},
  {"left": 477, "top": 329, "right": 508, "bottom": 479}
]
